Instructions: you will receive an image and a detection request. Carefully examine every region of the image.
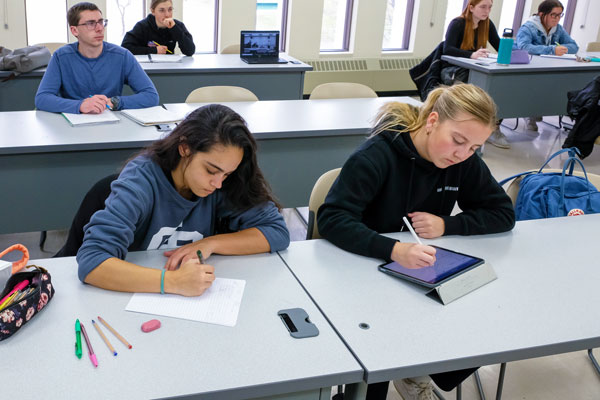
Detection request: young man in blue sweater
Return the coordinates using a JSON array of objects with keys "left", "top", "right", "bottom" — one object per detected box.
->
[{"left": 35, "top": 2, "right": 159, "bottom": 114}]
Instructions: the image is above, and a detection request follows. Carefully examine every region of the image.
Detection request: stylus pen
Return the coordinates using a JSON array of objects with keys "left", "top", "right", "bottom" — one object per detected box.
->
[{"left": 402, "top": 216, "right": 423, "bottom": 245}]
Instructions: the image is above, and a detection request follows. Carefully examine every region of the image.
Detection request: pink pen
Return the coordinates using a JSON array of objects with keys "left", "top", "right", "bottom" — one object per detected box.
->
[
  {"left": 80, "top": 322, "right": 98, "bottom": 367},
  {"left": 0, "top": 280, "right": 29, "bottom": 305}
]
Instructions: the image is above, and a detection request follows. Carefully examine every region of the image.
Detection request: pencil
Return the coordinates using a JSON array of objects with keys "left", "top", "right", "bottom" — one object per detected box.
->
[
  {"left": 98, "top": 316, "right": 133, "bottom": 349},
  {"left": 152, "top": 41, "right": 173, "bottom": 54},
  {"left": 92, "top": 319, "right": 117, "bottom": 356}
]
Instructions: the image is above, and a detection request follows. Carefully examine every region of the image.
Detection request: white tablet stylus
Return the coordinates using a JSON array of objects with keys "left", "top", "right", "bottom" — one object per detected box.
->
[{"left": 402, "top": 216, "right": 423, "bottom": 245}]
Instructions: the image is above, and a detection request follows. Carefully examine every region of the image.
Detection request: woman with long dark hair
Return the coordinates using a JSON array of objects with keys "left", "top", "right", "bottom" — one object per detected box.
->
[{"left": 77, "top": 104, "right": 289, "bottom": 296}]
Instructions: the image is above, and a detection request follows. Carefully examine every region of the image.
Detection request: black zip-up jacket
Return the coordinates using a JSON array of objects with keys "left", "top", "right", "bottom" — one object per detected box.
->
[
  {"left": 318, "top": 129, "right": 515, "bottom": 261},
  {"left": 563, "top": 76, "right": 600, "bottom": 159},
  {"left": 121, "top": 14, "right": 195, "bottom": 56},
  {"left": 443, "top": 17, "right": 500, "bottom": 68}
]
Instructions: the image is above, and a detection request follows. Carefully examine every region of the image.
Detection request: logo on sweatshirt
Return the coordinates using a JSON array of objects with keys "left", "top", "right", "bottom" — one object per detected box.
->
[
  {"left": 147, "top": 223, "right": 204, "bottom": 250},
  {"left": 436, "top": 186, "right": 459, "bottom": 192}
]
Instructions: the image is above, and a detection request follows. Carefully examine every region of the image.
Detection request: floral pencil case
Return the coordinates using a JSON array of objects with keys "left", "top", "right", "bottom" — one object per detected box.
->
[{"left": 0, "top": 257, "right": 55, "bottom": 341}]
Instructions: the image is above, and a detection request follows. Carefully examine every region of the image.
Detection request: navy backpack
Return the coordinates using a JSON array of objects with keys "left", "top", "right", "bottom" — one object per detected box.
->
[{"left": 499, "top": 148, "right": 600, "bottom": 221}]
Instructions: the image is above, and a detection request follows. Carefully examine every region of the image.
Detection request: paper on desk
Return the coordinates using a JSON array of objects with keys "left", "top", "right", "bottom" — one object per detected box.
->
[
  {"left": 125, "top": 278, "right": 246, "bottom": 327},
  {"left": 61, "top": 111, "right": 120, "bottom": 126},
  {"left": 135, "top": 54, "right": 183, "bottom": 63},
  {"left": 0, "top": 260, "right": 11, "bottom": 289},
  {"left": 540, "top": 54, "right": 577, "bottom": 60}
]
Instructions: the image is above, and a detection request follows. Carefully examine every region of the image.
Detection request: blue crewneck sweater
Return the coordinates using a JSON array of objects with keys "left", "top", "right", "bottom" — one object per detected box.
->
[
  {"left": 35, "top": 42, "right": 159, "bottom": 113},
  {"left": 76, "top": 156, "right": 290, "bottom": 281}
]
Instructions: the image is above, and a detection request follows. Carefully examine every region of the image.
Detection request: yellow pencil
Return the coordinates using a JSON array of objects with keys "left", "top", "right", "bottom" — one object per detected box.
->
[
  {"left": 0, "top": 292, "right": 18, "bottom": 311},
  {"left": 152, "top": 41, "right": 173, "bottom": 54},
  {"left": 92, "top": 319, "right": 117, "bottom": 356},
  {"left": 98, "top": 316, "right": 132, "bottom": 349}
]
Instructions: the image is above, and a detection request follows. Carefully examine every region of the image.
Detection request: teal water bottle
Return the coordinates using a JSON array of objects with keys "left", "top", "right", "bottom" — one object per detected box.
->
[{"left": 497, "top": 28, "right": 514, "bottom": 65}]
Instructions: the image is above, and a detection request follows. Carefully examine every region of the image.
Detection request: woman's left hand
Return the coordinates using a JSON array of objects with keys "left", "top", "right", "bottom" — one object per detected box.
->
[
  {"left": 407, "top": 212, "right": 445, "bottom": 239},
  {"left": 163, "top": 239, "right": 215, "bottom": 271},
  {"left": 162, "top": 18, "right": 176, "bottom": 28}
]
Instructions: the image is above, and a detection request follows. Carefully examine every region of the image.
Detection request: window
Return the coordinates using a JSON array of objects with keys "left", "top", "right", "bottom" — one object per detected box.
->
[
  {"left": 106, "top": 0, "right": 145, "bottom": 45},
  {"left": 442, "top": 0, "right": 467, "bottom": 40},
  {"left": 382, "top": 0, "right": 416, "bottom": 51},
  {"left": 320, "top": 0, "right": 354, "bottom": 52},
  {"left": 498, "top": 0, "right": 526, "bottom": 35},
  {"left": 183, "top": 0, "right": 218, "bottom": 53},
  {"left": 26, "top": 0, "right": 68, "bottom": 45},
  {"left": 256, "top": 0, "right": 289, "bottom": 51}
]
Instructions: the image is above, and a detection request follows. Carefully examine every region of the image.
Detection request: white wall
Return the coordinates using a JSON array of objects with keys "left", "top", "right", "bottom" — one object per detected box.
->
[{"left": 1, "top": 0, "right": 598, "bottom": 58}]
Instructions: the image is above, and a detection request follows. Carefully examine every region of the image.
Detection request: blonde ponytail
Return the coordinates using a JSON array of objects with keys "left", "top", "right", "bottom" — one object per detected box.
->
[{"left": 372, "top": 84, "right": 496, "bottom": 137}]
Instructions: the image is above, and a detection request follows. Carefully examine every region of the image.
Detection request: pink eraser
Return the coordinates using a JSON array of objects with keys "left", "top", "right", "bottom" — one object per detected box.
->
[{"left": 141, "top": 319, "right": 161, "bottom": 332}]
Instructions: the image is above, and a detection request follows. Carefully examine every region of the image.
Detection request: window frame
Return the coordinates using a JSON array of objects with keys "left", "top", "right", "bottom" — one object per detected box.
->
[
  {"left": 510, "top": 0, "right": 527, "bottom": 34},
  {"left": 320, "top": 0, "right": 355, "bottom": 52},
  {"left": 382, "top": 0, "right": 417, "bottom": 52},
  {"left": 279, "top": 0, "right": 289, "bottom": 52},
  {"left": 562, "top": 0, "right": 577, "bottom": 34}
]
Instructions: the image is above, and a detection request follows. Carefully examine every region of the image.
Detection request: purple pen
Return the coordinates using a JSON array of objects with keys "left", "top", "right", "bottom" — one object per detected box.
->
[{"left": 79, "top": 322, "right": 98, "bottom": 367}]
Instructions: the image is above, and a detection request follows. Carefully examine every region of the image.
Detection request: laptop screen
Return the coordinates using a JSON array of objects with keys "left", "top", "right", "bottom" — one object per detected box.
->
[{"left": 240, "top": 31, "right": 280, "bottom": 58}]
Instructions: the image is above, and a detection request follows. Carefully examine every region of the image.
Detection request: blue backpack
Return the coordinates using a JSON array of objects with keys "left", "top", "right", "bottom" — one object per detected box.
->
[{"left": 499, "top": 148, "right": 600, "bottom": 221}]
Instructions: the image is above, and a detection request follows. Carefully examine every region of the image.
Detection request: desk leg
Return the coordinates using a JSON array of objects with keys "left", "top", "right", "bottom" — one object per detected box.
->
[{"left": 342, "top": 382, "right": 368, "bottom": 400}]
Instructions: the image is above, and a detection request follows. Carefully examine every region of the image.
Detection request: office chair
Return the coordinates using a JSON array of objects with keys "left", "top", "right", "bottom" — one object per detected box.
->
[
  {"left": 185, "top": 86, "right": 259, "bottom": 103},
  {"left": 54, "top": 174, "right": 118, "bottom": 258},
  {"left": 309, "top": 82, "right": 378, "bottom": 100},
  {"left": 220, "top": 44, "right": 240, "bottom": 54},
  {"left": 33, "top": 42, "right": 67, "bottom": 55},
  {"left": 586, "top": 42, "right": 600, "bottom": 52}
]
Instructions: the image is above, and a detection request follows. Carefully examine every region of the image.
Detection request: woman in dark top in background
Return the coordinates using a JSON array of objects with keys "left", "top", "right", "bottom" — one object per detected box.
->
[
  {"left": 121, "top": 0, "right": 195, "bottom": 56},
  {"left": 442, "top": 0, "right": 510, "bottom": 150}
]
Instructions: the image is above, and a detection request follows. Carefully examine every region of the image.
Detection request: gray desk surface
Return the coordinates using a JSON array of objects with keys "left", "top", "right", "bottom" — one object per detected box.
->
[
  {"left": 279, "top": 214, "right": 600, "bottom": 384},
  {"left": 0, "top": 53, "right": 312, "bottom": 78},
  {"left": 1, "top": 251, "right": 362, "bottom": 399},
  {"left": 441, "top": 55, "right": 600, "bottom": 118},
  {"left": 442, "top": 54, "right": 600, "bottom": 73},
  {"left": 0, "top": 54, "right": 312, "bottom": 111},
  {"left": 0, "top": 97, "right": 419, "bottom": 233}
]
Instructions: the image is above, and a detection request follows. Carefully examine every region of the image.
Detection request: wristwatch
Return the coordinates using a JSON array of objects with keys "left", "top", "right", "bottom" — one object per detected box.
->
[{"left": 110, "top": 96, "right": 121, "bottom": 111}]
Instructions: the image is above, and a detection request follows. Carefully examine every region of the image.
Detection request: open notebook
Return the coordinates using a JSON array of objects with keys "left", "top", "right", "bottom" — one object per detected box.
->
[
  {"left": 121, "top": 106, "right": 184, "bottom": 126},
  {"left": 61, "top": 111, "right": 120, "bottom": 126}
]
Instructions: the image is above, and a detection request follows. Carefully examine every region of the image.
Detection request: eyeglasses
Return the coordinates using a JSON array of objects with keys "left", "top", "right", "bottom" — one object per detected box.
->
[
  {"left": 77, "top": 19, "right": 108, "bottom": 30},
  {"left": 549, "top": 12, "right": 564, "bottom": 18}
]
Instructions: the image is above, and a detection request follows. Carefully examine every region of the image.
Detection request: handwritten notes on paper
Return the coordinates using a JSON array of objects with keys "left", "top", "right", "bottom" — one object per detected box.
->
[{"left": 125, "top": 278, "right": 246, "bottom": 327}]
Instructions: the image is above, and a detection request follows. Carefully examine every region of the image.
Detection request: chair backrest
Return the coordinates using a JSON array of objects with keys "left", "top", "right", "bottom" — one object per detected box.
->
[
  {"left": 586, "top": 42, "right": 600, "bottom": 52},
  {"left": 309, "top": 82, "right": 378, "bottom": 100},
  {"left": 34, "top": 42, "right": 67, "bottom": 55},
  {"left": 504, "top": 169, "right": 600, "bottom": 206},
  {"left": 185, "top": 86, "right": 259, "bottom": 103},
  {"left": 306, "top": 168, "right": 341, "bottom": 240},
  {"left": 220, "top": 44, "right": 240, "bottom": 54}
]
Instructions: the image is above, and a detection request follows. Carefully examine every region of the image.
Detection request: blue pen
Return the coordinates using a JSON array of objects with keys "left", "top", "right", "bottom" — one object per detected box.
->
[{"left": 88, "top": 95, "right": 111, "bottom": 110}]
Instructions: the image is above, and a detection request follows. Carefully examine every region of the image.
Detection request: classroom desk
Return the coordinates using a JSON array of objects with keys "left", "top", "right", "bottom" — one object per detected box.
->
[
  {"left": 0, "top": 96, "right": 420, "bottom": 234},
  {"left": 278, "top": 214, "right": 600, "bottom": 387},
  {"left": 1, "top": 251, "right": 363, "bottom": 400},
  {"left": 441, "top": 55, "right": 600, "bottom": 119},
  {"left": 0, "top": 54, "right": 312, "bottom": 111}
]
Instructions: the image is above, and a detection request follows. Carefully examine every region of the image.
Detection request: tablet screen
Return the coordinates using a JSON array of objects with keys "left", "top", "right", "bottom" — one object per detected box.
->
[{"left": 381, "top": 246, "right": 483, "bottom": 285}]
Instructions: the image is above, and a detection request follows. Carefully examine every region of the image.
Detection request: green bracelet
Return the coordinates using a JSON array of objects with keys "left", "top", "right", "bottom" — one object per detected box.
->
[{"left": 160, "top": 269, "right": 166, "bottom": 294}]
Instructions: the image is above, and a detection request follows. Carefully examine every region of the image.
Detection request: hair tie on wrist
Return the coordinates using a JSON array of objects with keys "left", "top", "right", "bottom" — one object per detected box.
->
[{"left": 160, "top": 269, "right": 166, "bottom": 294}]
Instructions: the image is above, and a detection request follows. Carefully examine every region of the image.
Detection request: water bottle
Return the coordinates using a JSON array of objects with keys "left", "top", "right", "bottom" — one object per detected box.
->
[{"left": 497, "top": 28, "right": 514, "bottom": 66}]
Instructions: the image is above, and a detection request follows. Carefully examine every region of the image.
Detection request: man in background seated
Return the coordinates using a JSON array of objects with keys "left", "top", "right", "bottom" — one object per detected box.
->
[{"left": 35, "top": 2, "right": 159, "bottom": 114}]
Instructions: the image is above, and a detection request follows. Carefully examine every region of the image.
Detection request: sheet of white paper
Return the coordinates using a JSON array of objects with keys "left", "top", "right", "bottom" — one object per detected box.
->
[
  {"left": 121, "top": 106, "right": 182, "bottom": 125},
  {"left": 61, "top": 111, "right": 120, "bottom": 126},
  {"left": 135, "top": 54, "right": 183, "bottom": 63},
  {"left": 125, "top": 278, "right": 246, "bottom": 327},
  {"left": 540, "top": 54, "right": 577, "bottom": 60}
]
